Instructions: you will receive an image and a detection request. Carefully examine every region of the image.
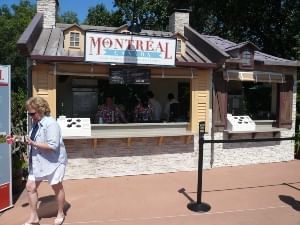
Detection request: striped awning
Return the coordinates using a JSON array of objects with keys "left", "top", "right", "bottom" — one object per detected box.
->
[{"left": 224, "top": 70, "right": 285, "bottom": 83}]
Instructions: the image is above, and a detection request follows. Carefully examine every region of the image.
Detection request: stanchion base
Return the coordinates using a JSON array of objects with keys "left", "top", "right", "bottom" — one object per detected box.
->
[{"left": 187, "top": 202, "right": 211, "bottom": 212}]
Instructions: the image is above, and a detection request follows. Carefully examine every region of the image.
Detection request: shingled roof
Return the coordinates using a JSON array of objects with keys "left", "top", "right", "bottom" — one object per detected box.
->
[
  {"left": 184, "top": 26, "right": 299, "bottom": 67},
  {"left": 17, "top": 13, "right": 215, "bottom": 69},
  {"left": 200, "top": 33, "right": 298, "bottom": 67}
]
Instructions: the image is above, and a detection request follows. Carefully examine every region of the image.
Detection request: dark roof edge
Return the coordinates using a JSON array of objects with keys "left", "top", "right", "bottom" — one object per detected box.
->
[
  {"left": 226, "top": 58, "right": 300, "bottom": 67},
  {"left": 226, "top": 41, "right": 260, "bottom": 52},
  {"left": 185, "top": 26, "right": 229, "bottom": 58},
  {"left": 175, "top": 61, "right": 216, "bottom": 69},
  {"left": 263, "top": 60, "right": 300, "bottom": 67},
  {"left": 17, "top": 13, "right": 43, "bottom": 56},
  {"left": 184, "top": 26, "right": 229, "bottom": 64},
  {"left": 31, "top": 55, "right": 84, "bottom": 62},
  {"left": 31, "top": 55, "right": 216, "bottom": 69}
]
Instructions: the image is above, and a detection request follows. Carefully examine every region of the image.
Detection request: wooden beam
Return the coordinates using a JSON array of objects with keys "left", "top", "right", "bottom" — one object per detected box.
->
[
  {"left": 158, "top": 136, "right": 164, "bottom": 145},
  {"left": 127, "top": 137, "right": 132, "bottom": 147},
  {"left": 92, "top": 138, "right": 98, "bottom": 150},
  {"left": 185, "top": 135, "right": 192, "bottom": 144}
]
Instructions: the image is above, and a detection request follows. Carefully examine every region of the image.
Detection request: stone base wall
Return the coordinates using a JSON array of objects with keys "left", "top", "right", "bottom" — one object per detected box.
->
[
  {"left": 203, "top": 131, "right": 294, "bottom": 168},
  {"left": 64, "top": 130, "right": 294, "bottom": 179},
  {"left": 64, "top": 137, "right": 195, "bottom": 179}
]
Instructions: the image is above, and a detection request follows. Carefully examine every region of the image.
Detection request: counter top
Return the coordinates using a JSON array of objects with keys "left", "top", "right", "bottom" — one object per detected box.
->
[{"left": 63, "top": 122, "right": 194, "bottom": 147}]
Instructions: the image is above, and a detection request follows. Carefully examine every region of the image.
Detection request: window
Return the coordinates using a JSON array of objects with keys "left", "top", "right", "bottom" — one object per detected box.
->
[
  {"left": 176, "top": 39, "right": 182, "bottom": 53},
  {"left": 227, "top": 81, "right": 277, "bottom": 120},
  {"left": 240, "top": 49, "right": 253, "bottom": 68},
  {"left": 70, "top": 32, "right": 80, "bottom": 47},
  {"left": 213, "top": 73, "right": 293, "bottom": 131}
]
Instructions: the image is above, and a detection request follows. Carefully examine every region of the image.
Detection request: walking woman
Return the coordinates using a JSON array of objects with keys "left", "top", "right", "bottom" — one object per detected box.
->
[{"left": 22, "top": 96, "right": 67, "bottom": 225}]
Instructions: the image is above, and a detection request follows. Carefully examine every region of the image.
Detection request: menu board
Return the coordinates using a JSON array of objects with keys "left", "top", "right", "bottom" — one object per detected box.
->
[
  {"left": 57, "top": 117, "right": 91, "bottom": 137},
  {"left": 109, "top": 68, "right": 150, "bottom": 85}
]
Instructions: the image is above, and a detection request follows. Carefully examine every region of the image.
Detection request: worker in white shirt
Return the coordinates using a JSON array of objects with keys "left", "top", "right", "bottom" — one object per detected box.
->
[{"left": 146, "top": 91, "right": 162, "bottom": 122}]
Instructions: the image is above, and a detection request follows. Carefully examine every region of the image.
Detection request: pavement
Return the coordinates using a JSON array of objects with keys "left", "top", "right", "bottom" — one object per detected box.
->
[{"left": 1, "top": 160, "right": 300, "bottom": 225}]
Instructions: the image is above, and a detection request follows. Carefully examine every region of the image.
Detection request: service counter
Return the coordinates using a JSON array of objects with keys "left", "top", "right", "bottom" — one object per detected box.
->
[{"left": 63, "top": 122, "right": 194, "bottom": 148}]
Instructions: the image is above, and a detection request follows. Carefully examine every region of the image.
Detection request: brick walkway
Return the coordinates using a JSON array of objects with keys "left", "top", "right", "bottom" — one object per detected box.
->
[{"left": 1, "top": 160, "right": 300, "bottom": 225}]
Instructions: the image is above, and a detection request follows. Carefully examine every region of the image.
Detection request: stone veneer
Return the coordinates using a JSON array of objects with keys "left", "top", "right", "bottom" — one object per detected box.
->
[
  {"left": 64, "top": 131, "right": 294, "bottom": 179},
  {"left": 203, "top": 131, "right": 294, "bottom": 169},
  {"left": 37, "top": 0, "right": 57, "bottom": 28},
  {"left": 169, "top": 11, "right": 190, "bottom": 34},
  {"left": 64, "top": 136, "right": 196, "bottom": 179}
]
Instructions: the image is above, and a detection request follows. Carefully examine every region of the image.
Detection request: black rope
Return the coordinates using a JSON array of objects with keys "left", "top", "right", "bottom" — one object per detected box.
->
[{"left": 204, "top": 136, "right": 295, "bottom": 144}]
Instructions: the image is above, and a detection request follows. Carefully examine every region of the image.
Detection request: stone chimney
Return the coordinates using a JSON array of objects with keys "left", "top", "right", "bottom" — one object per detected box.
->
[
  {"left": 37, "top": 0, "right": 59, "bottom": 28},
  {"left": 169, "top": 9, "right": 191, "bottom": 34}
]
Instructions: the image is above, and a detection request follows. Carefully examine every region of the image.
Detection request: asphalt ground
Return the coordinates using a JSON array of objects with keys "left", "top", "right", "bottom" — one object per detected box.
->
[{"left": 1, "top": 160, "right": 300, "bottom": 225}]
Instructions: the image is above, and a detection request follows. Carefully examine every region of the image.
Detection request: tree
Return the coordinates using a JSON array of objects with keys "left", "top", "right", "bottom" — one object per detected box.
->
[
  {"left": 114, "top": 0, "right": 170, "bottom": 30},
  {"left": 84, "top": 3, "right": 112, "bottom": 26},
  {"left": 183, "top": 0, "right": 300, "bottom": 59},
  {"left": 295, "top": 33, "right": 300, "bottom": 59},
  {"left": 110, "top": 9, "right": 124, "bottom": 27},
  {"left": 57, "top": 11, "right": 79, "bottom": 24},
  {"left": 0, "top": 0, "right": 35, "bottom": 91}
]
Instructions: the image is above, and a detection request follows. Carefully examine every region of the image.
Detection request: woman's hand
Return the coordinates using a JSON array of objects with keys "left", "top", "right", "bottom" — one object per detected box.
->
[{"left": 25, "top": 136, "right": 36, "bottom": 146}]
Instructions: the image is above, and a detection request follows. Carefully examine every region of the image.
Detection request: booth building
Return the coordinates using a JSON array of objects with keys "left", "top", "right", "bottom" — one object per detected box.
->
[{"left": 17, "top": 0, "right": 299, "bottom": 179}]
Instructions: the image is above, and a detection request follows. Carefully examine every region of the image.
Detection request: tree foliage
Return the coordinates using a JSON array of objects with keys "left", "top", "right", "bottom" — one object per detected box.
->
[
  {"left": 114, "top": 0, "right": 170, "bottom": 30},
  {"left": 84, "top": 3, "right": 123, "bottom": 26},
  {"left": 169, "top": 0, "right": 300, "bottom": 59},
  {"left": 57, "top": 10, "right": 79, "bottom": 24},
  {"left": 0, "top": 0, "right": 35, "bottom": 91}
]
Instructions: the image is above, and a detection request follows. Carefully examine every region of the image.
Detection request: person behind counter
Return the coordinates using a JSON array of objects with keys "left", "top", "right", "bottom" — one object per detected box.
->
[
  {"left": 10, "top": 96, "right": 68, "bottom": 225},
  {"left": 146, "top": 91, "right": 162, "bottom": 122},
  {"left": 95, "top": 96, "right": 127, "bottom": 123},
  {"left": 134, "top": 95, "right": 154, "bottom": 122},
  {"left": 163, "top": 93, "right": 179, "bottom": 121}
]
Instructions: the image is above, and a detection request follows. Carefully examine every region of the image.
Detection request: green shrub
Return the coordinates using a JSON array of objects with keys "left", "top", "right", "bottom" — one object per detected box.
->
[{"left": 11, "top": 88, "right": 27, "bottom": 174}]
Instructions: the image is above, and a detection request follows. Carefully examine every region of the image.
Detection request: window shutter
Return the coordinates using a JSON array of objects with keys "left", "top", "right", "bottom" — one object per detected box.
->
[
  {"left": 213, "top": 73, "right": 228, "bottom": 131},
  {"left": 277, "top": 75, "right": 293, "bottom": 128}
]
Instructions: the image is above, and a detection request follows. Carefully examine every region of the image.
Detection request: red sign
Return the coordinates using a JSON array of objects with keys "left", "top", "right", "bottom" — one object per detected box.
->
[{"left": 0, "top": 68, "right": 9, "bottom": 86}]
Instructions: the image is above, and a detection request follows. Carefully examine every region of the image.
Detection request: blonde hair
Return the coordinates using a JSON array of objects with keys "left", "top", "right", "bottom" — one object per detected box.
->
[{"left": 26, "top": 96, "right": 51, "bottom": 116}]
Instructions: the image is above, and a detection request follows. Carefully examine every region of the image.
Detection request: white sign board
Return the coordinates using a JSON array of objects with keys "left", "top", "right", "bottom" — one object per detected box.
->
[
  {"left": 0, "top": 65, "right": 12, "bottom": 212},
  {"left": 85, "top": 32, "right": 176, "bottom": 66},
  {"left": 227, "top": 114, "right": 256, "bottom": 131},
  {"left": 57, "top": 117, "right": 91, "bottom": 137}
]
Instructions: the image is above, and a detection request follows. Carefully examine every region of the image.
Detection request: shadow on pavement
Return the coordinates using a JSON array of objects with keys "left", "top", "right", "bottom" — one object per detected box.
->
[
  {"left": 178, "top": 188, "right": 195, "bottom": 203},
  {"left": 21, "top": 195, "right": 71, "bottom": 219},
  {"left": 279, "top": 195, "right": 300, "bottom": 211}
]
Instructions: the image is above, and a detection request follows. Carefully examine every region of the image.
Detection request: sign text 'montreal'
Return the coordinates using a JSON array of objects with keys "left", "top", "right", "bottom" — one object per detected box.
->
[{"left": 85, "top": 32, "right": 176, "bottom": 66}]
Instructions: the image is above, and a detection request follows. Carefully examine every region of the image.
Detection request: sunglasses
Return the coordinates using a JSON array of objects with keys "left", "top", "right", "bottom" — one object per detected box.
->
[{"left": 28, "top": 112, "right": 37, "bottom": 116}]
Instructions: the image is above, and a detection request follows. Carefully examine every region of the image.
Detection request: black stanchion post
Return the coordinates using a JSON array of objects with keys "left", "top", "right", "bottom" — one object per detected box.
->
[{"left": 187, "top": 121, "right": 211, "bottom": 212}]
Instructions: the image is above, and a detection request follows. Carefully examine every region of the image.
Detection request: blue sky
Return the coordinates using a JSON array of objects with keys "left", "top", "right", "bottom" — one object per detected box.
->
[{"left": 1, "top": 0, "right": 115, "bottom": 22}]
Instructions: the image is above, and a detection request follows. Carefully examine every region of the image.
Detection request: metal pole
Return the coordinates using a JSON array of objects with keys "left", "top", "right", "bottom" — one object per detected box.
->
[
  {"left": 187, "top": 122, "right": 211, "bottom": 212},
  {"left": 196, "top": 122, "right": 204, "bottom": 203}
]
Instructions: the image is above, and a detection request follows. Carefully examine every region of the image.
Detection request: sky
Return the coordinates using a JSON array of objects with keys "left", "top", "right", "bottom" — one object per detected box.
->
[{"left": 1, "top": 0, "right": 115, "bottom": 22}]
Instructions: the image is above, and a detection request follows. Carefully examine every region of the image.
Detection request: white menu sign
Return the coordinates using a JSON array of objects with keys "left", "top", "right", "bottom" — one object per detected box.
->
[
  {"left": 85, "top": 32, "right": 176, "bottom": 66},
  {"left": 57, "top": 117, "right": 91, "bottom": 137}
]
